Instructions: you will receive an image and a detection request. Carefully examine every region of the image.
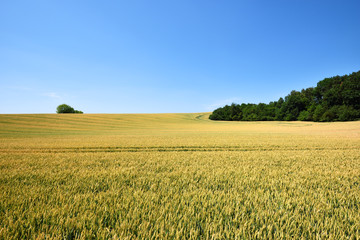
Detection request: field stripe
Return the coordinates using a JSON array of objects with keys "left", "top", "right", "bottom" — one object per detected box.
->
[{"left": 0, "top": 146, "right": 357, "bottom": 153}]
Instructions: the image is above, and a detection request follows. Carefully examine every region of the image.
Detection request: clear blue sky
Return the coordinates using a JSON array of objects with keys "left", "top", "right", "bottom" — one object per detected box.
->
[{"left": 1, "top": 0, "right": 359, "bottom": 113}]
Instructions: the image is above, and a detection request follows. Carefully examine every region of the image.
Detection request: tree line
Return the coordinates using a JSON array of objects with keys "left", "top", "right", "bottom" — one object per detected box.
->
[{"left": 209, "top": 71, "right": 360, "bottom": 122}]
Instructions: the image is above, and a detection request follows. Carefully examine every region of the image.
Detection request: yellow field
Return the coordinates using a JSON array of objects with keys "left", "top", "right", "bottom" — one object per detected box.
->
[{"left": 0, "top": 113, "right": 359, "bottom": 239}]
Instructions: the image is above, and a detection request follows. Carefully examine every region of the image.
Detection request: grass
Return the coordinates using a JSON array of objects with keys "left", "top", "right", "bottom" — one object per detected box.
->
[{"left": 0, "top": 113, "right": 359, "bottom": 239}]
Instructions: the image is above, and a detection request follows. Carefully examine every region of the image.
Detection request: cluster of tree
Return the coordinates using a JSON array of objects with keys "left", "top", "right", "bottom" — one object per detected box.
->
[
  {"left": 56, "top": 104, "right": 83, "bottom": 114},
  {"left": 210, "top": 71, "right": 360, "bottom": 122}
]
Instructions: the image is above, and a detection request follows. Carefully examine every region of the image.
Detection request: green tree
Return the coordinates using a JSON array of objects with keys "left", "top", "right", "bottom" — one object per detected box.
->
[
  {"left": 209, "top": 70, "right": 359, "bottom": 122},
  {"left": 313, "top": 105, "right": 326, "bottom": 122},
  {"left": 56, "top": 104, "right": 83, "bottom": 114},
  {"left": 298, "top": 110, "right": 311, "bottom": 121}
]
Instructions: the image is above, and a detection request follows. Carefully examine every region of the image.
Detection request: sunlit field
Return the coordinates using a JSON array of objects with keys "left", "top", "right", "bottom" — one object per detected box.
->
[{"left": 1, "top": 113, "right": 359, "bottom": 239}]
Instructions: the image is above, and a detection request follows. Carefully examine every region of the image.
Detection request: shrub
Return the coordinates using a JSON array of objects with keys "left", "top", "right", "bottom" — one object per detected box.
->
[
  {"left": 298, "top": 110, "right": 312, "bottom": 121},
  {"left": 337, "top": 105, "right": 359, "bottom": 121},
  {"left": 56, "top": 104, "right": 83, "bottom": 114}
]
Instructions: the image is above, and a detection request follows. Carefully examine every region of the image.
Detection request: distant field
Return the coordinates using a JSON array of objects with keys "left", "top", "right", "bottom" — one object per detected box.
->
[{"left": 1, "top": 113, "right": 359, "bottom": 239}]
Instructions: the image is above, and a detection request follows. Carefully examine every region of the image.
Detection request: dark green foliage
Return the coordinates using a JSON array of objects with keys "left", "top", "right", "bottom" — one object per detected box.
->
[
  {"left": 298, "top": 111, "right": 311, "bottom": 121},
  {"left": 57, "top": 104, "right": 74, "bottom": 113},
  {"left": 56, "top": 104, "right": 83, "bottom": 114},
  {"left": 209, "top": 71, "right": 360, "bottom": 122}
]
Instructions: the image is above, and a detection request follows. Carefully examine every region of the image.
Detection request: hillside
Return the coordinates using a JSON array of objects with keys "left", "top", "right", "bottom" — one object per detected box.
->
[
  {"left": 1, "top": 113, "right": 359, "bottom": 138},
  {"left": 1, "top": 114, "right": 360, "bottom": 238}
]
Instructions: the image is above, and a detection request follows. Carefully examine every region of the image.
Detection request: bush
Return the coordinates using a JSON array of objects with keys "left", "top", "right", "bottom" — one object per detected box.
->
[
  {"left": 56, "top": 104, "right": 83, "bottom": 114},
  {"left": 284, "top": 113, "right": 296, "bottom": 121},
  {"left": 338, "top": 105, "right": 359, "bottom": 121},
  {"left": 298, "top": 110, "right": 312, "bottom": 121},
  {"left": 320, "top": 110, "right": 335, "bottom": 122},
  {"left": 313, "top": 105, "right": 326, "bottom": 122}
]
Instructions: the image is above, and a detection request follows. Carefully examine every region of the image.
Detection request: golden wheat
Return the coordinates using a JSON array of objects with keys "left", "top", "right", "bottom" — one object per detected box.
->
[{"left": 0, "top": 113, "right": 359, "bottom": 239}]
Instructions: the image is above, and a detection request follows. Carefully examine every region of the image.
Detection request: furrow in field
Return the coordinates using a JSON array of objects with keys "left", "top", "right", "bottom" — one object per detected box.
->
[{"left": 0, "top": 146, "right": 357, "bottom": 153}]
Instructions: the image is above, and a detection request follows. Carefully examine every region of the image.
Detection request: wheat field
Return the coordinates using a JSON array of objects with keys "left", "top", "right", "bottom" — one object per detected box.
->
[{"left": 0, "top": 113, "right": 359, "bottom": 239}]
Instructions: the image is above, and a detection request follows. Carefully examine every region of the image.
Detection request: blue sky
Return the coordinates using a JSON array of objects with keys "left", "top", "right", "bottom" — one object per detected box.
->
[{"left": 1, "top": 0, "right": 359, "bottom": 113}]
